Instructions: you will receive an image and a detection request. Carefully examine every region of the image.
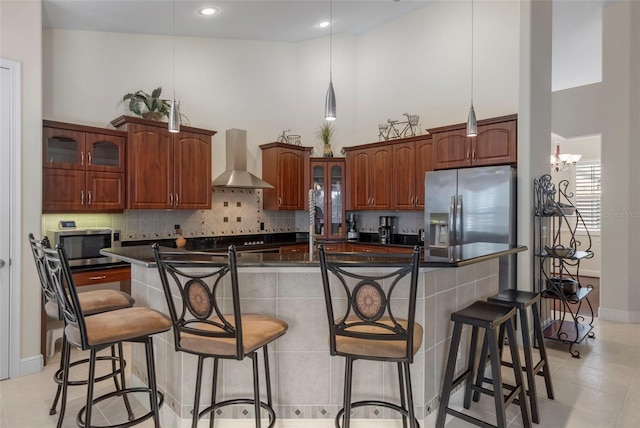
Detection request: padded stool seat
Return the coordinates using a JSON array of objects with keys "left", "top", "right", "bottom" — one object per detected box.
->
[
  {"left": 437, "top": 301, "right": 532, "bottom": 428},
  {"left": 473, "top": 290, "right": 554, "bottom": 424}
]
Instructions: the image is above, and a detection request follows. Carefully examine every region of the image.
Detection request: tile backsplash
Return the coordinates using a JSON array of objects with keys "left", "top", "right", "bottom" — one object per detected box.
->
[{"left": 42, "top": 188, "right": 425, "bottom": 241}]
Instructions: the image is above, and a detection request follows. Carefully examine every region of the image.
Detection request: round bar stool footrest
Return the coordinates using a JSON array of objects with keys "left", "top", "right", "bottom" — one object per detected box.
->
[
  {"left": 198, "top": 398, "right": 276, "bottom": 428},
  {"left": 54, "top": 355, "right": 126, "bottom": 386},
  {"left": 335, "top": 400, "right": 421, "bottom": 428},
  {"left": 77, "top": 388, "right": 164, "bottom": 428}
]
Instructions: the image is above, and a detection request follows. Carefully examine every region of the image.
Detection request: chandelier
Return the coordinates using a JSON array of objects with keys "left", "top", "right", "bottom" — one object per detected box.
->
[{"left": 550, "top": 144, "right": 581, "bottom": 172}]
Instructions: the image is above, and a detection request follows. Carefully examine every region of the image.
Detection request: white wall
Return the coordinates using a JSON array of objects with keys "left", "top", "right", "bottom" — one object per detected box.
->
[{"left": 0, "top": 0, "right": 42, "bottom": 366}]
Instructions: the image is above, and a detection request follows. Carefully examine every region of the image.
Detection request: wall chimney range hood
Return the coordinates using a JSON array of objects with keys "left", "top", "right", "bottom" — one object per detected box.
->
[{"left": 212, "top": 129, "right": 275, "bottom": 189}]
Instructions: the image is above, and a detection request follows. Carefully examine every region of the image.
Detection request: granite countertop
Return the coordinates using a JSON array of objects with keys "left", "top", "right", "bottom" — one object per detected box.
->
[{"left": 101, "top": 242, "right": 526, "bottom": 269}]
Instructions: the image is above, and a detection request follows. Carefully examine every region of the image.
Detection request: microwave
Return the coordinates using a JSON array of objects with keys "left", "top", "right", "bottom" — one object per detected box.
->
[{"left": 47, "top": 227, "right": 122, "bottom": 268}]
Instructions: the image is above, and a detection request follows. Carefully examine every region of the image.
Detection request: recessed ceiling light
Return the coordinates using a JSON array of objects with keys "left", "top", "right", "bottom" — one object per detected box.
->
[
  {"left": 318, "top": 20, "right": 330, "bottom": 28},
  {"left": 199, "top": 7, "right": 219, "bottom": 16}
]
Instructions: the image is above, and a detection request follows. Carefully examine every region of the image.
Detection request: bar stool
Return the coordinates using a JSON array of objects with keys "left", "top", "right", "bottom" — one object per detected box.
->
[
  {"left": 473, "top": 289, "right": 554, "bottom": 424},
  {"left": 154, "top": 244, "right": 288, "bottom": 428},
  {"left": 437, "top": 301, "right": 531, "bottom": 428},
  {"left": 28, "top": 234, "right": 136, "bottom": 425},
  {"left": 318, "top": 245, "right": 423, "bottom": 428},
  {"left": 44, "top": 244, "right": 171, "bottom": 428}
]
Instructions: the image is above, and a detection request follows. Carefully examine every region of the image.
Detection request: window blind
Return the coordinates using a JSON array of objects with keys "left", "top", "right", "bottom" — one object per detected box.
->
[{"left": 574, "top": 162, "right": 601, "bottom": 231}]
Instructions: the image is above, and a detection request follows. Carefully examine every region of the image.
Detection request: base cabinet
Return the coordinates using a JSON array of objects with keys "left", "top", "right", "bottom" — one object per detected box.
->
[
  {"left": 260, "top": 142, "right": 312, "bottom": 210},
  {"left": 111, "top": 116, "right": 215, "bottom": 210},
  {"left": 42, "top": 121, "right": 127, "bottom": 213}
]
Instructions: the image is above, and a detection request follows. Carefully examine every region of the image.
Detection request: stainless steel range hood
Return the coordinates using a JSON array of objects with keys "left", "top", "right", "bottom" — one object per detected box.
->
[{"left": 212, "top": 129, "right": 274, "bottom": 189}]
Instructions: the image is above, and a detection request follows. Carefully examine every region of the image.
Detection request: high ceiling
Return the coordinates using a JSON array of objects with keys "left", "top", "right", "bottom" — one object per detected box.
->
[{"left": 42, "top": 0, "right": 435, "bottom": 43}]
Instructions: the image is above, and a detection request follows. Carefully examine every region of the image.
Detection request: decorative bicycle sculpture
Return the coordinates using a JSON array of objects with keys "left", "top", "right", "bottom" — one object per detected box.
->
[
  {"left": 276, "top": 129, "right": 301, "bottom": 145},
  {"left": 378, "top": 113, "right": 422, "bottom": 141}
]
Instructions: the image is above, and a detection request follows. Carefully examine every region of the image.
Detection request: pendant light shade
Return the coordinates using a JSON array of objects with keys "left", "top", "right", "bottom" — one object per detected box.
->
[
  {"left": 467, "top": 103, "right": 477, "bottom": 137},
  {"left": 169, "top": 99, "right": 180, "bottom": 133},
  {"left": 324, "top": 0, "right": 336, "bottom": 121},
  {"left": 325, "top": 81, "right": 336, "bottom": 121}
]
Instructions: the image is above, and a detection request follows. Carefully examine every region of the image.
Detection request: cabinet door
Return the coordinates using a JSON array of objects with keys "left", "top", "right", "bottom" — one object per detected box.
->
[
  {"left": 86, "top": 171, "right": 125, "bottom": 212},
  {"left": 311, "top": 163, "right": 327, "bottom": 238},
  {"left": 173, "top": 132, "right": 212, "bottom": 209},
  {"left": 327, "top": 162, "right": 345, "bottom": 238},
  {"left": 392, "top": 142, "right": 416, "bottom": 210},
  {"left": 433, "top": 130, "right": 471, "bottom": 169},
  {"left": 42, "top": 169, "right": 86, "bottom": 212},
  {"left": 414, "top": 138, "right": 434, "bottom": 209},
  {"left": 472, "top": 120, "right": 517, "bottom": 166},
  {"left": 346, "top": 148, "right": 371, "bottom": 210},
  {"left": 369, "top": 145, "right": 392, "bottom": 209},
  {"left": 278, "top": 147, "right": 308, "bottom": 210},
  {"left": 43, "top": 127, "right": 86, "bottom": 170},
  {"left": 127, "top": 124, "right": 173, "bottom": 209},
  {"left": 86, "top": 134, "right": 125, "bottom": 173}
]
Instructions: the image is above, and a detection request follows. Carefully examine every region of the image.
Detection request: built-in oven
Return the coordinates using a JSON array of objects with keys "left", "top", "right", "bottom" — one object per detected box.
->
[{"left": 47, "top": 226, "right": 123, "bottom": 268}]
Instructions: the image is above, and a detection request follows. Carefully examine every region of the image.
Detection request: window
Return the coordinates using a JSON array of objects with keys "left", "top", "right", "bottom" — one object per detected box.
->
[{"left": 574, "top": 162, "right": 601, "bottom": 232}]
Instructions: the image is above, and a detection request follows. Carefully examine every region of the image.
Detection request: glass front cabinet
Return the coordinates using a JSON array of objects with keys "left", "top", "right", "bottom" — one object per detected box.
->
[{"left": 311, "top": 158, "right": 345, "bottom": 240}]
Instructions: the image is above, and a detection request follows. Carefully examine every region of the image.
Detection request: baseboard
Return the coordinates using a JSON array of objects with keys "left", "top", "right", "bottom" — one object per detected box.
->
[
  {"left": 19, "top": 353, "right": 43, "bottom": 377},
  {"left": 599, "top": 307, "right": 640, "bottom": 323}
]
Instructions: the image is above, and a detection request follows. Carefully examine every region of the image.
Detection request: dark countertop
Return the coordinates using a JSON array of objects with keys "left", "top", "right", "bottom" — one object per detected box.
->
[{"left": 101, "top": 242, "right": 526, "bottom": 269}]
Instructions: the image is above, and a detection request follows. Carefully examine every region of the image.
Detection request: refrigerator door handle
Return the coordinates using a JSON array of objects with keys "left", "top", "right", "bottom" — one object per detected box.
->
[
  {"left": 456, "top": 195, "right": 463, "bottom": 243},
  {"left": 449, "top": 195, "right": 456, "bottom": 246}
]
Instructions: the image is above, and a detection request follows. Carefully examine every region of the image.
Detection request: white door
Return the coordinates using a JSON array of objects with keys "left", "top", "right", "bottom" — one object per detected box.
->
[{"left": 1, "top": 59, "right": 21, "bottom": 380}]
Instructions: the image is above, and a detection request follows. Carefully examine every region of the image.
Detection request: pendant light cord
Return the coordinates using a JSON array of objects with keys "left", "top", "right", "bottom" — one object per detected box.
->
[
  {"left": 470, "top": 0, "right": 474, "bottom": 105},
  {"left": 329, "top": 0, "right": 333, "bottom": 83},
  {"left": 173, "top": 0, "right": 176, "bottom": 100}
]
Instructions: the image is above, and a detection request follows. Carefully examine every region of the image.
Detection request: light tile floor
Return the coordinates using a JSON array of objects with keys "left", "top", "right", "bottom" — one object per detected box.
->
[{"left": 0, "top": 319, "right": 638, "bottom": 428}]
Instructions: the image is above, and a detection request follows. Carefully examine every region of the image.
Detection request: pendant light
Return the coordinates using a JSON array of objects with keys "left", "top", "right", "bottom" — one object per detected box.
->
[
  {"left": 466, "top": 0, "right": 477, "bottom": 137},
  {"left": 324, "top": 0, "right": 336, "bottom": 121},
  {"left": 168, "top": 0, "right": 181, "bottom": 133}
]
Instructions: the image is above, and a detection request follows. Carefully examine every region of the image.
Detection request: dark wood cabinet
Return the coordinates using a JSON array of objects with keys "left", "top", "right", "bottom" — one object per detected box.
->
[
  {"left": 111, "top": 116, "right": 215, "bottom": 210},
  {"left": 430, "top": 114, "right": 517, "bottom": 170},
  {"left": 311, "top": 158, "right": 345, "bottom": 240},
  {"left": 344, "top": 143, "right": 392, "bottom": 210},
  {"left": 260, "top": 142, "right": 312, "bottom": 210},
  {"left": 42, "top": 121, "right": 127, "bottom": 213},
  {"left": 391, "top": 135, "right": 434, "bottom": 210}
]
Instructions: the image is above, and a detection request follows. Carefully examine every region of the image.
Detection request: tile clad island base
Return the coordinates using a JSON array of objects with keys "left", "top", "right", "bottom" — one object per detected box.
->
[{"left": 101, "top": 243, "right": 525, "bottom": 427}]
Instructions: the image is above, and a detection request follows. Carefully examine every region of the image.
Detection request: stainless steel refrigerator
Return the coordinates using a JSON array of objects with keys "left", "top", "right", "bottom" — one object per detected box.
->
[{"left": 424, "top": 165, "right": 517, "bottom": 290}]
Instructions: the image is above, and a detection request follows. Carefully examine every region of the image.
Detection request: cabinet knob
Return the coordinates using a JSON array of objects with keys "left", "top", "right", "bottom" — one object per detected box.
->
[
  {"left": 81, "top": 152, "right": 85, "bottom": 166},
  {"left": 81, "top": 191, "right": 85, "bottom": 205},
  {"left": 472, "top": 150, "right": 476, "bottom": 160},
  {"left": 169, "top": 193, "right": 173, "bottom": 205},
  {"left": 88, "top": 191, "right": 92, "bottom": 206},
  {"left": 466, "top": 150, "right": 470, "bottom": 160},
  {"left": 88, "top": 152, "right": 92, "bottom": 166},
  {"left": 175, "top": 193, "right": 179, "bottom": 206}
]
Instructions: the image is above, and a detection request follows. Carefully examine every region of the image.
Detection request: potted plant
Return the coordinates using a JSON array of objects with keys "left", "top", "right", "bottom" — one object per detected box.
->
[
  {"left": 122, "top": 87, "right": 171, "bottom": 120},
  {"left": 315, "top": 121, "right": 335, "bottom": 157}
]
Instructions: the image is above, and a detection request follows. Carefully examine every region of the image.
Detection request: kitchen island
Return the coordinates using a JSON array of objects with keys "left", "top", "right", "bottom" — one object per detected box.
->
[{"left": 102, "top": 243, "right": 525, "bottom": 427}]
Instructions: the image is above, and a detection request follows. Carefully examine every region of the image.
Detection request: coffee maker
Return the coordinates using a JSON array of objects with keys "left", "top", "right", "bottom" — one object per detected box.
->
[
  {"left": 346, "top": 212, "right": 359, "bottom": 241},
  {"left": 378, "top": 216, "right": 397, "bottom": 244}
]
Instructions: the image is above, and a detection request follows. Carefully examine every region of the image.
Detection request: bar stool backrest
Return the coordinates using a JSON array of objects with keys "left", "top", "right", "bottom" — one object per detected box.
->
[
  {"left": 42, "top": 245, "right": 89, "bottom": 349},
  {"left": 153, "top": 244, "right": 245, "bottom": 360},
  {"left": 28, "top": 233, "right": 61, "bottom": 319},
  {"left": 318, "top": 245, "right": 422, "bottom": 362}
]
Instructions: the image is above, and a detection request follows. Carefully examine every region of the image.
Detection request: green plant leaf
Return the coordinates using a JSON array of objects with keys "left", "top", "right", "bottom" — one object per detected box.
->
[{"left": 151, "top": 87, "right": 162, "bottom": 99}]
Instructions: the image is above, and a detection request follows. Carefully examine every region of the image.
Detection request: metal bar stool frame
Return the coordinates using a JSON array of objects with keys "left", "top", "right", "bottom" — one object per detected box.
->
[
  {"left": 153, "top": 244, "right": 288, "bottom": 428},
  {"left": 318, "top": 246, "right": 423, "bottom": 428},
  {"left": 43, "top": 244, "right": 170, "bottom": 428},
  {"left": 29, "top": 233, "right": 135, "bottom": 428}
]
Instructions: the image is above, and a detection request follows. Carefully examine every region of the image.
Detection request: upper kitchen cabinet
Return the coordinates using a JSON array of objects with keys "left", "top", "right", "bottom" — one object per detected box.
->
[
  {"left": 391, "top": 135, "right": 434, "bottom": 210},
  {"left": 430, "top": 114, "right": 517, "bottom": 170},
  {"left": 344, "top": 143, "right": 392, "bottom": 210},
  {"left": 42, "top": 121, "right": 127, "bottom": 213},
  {"left": 260, "top": 142, "right": 312, "bottom": 210},
  {"left": 111, "top": 116, "right": 215, "bottom": 210},
  {"left": 310, "top": 158, "right": 345, "bottom": 239}
]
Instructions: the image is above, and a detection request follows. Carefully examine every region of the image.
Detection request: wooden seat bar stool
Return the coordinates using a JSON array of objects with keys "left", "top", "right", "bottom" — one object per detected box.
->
[
  {"left": 472, "top": 289, "right": 554, "bottom": 424},
  {"left": 153, "top": 244, "right": 288, "bottom": 428},
  {"left": 436, "top": 301, "right": 532, "bottom": 428},
  {"left": 29, "top": 233, "right": 136, "bottom": 427},
  {"left": 43, "top": 244, "right": 171, "bottom": 428},
  {"left": 318, "top": 245, "right": 423, "bottom": 428}
]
